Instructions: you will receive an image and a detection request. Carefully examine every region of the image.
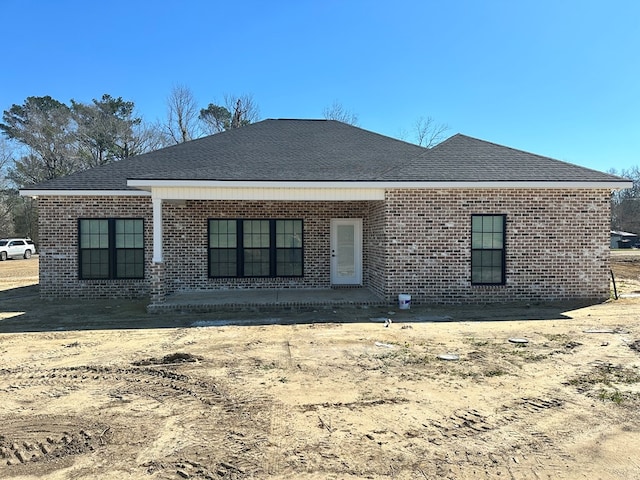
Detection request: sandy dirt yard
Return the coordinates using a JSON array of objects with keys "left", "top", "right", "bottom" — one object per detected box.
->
[{"left": 0, "top": 255, "right": 639, "bottom": 479}]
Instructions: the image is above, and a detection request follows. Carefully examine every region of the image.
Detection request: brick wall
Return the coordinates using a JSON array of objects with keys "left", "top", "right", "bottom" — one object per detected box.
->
[
  {"left": 37, "top": 189, "right": 612, "bottom": 304},
  {"left": 162, "top": 200, "right": 372, "bottom": 292},
  {"left": 37, "top": 196, "right": 153, "bottom": 298},
  {"left": 382, "top": 188, "right": 611, "bottom": 303}
]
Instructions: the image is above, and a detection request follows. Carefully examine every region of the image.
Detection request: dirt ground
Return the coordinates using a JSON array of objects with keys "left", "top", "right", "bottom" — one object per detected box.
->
[{"left": 0, "top": 255, "right": 639, "bottom": 479}]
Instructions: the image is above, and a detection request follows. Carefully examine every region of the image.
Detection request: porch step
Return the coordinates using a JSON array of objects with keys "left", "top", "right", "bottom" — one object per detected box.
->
[{"left": 147, "top": 287, "right": 388, "bottom": 314}]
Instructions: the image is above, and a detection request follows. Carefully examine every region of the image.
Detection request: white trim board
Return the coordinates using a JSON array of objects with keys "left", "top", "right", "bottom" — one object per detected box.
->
[{"left": 20, "top": 189, "right": 151, "bottom": 197}]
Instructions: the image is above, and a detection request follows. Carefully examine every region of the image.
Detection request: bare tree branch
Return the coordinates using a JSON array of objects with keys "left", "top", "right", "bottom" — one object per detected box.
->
[
  {"left": 165, "top": 84, "right": 200, "bottom": 143},
  {"left": 322, "top": 101, "right": 359, "bottom": 126},
  {"left": 413, "top": 116, "right": 449, "bottom": 148},
  {"left": 224, "top": 93, "right": 260, "bottom": 128}
]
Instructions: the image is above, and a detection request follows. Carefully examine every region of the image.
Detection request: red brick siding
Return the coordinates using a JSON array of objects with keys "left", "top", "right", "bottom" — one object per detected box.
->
[
  {"left": 37, "top": 189, "right": 611, "bottom": 303},
  {"left": 37, "top": 196, "right": 153, "bottom": 298},
  {"left": 366, "top": 200, "right": 387, "bottom": 298},
  {"left": 383, "top": 189, "right": 611, "bottom": 303},
  {"left": 162, "top": 200, "right": 371, "bottom": 292}
]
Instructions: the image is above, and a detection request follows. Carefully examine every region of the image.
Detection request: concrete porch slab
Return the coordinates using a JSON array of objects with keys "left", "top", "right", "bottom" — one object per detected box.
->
[{"left": 148, "top": 287, "right": 388, "bottom": 313}]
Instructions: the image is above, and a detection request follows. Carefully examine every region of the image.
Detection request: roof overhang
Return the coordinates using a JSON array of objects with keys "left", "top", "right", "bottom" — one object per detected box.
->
[
  {"left": 125, "top": 179, "right": 633, "bottom": 190},
  {"left": 19, "top": 189, "right": 151, "bottom": 198},
  {"left": 20, "top": 179, "right": 632, "bottom": 201}
]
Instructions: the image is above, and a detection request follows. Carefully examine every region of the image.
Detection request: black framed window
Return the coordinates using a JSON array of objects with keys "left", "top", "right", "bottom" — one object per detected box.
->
[
  {"left": 275, "top": 220, "right": 303, "bottom": 276},
  {"left": 471, "top": 215, "right": 506, "bottom": 285},
  {"left": 209, "top": 219, "right": 303, "bottom": 278},
  {"left": 209, "top": 219, "right": 237, "bottom": 277},
  {"left": 79, "top": 219, "right": 144, "bottom": 279}
]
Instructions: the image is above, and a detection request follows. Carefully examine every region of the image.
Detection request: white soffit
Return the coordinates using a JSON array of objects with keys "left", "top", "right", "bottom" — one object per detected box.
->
[{"left": 150, "top": 186, "right": 386, "bottom": 201}]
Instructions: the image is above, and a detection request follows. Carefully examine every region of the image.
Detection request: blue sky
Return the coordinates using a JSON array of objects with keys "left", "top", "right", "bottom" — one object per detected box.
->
[{"left": 2, "top": 0, "right": 639, "bottom": 173}]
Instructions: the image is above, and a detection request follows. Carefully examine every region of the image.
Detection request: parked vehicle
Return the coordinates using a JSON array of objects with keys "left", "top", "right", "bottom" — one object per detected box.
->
[{"left": 0, "top": 238, "right": 36, "bottom": 260}]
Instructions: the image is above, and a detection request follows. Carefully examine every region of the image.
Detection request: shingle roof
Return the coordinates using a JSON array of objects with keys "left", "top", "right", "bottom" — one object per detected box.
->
[
  {"left": 22, "top": 119, "right": 626, "bottom": 192},
  {"left": 390, "top": 133, "right": 624, "bottom": 182}
]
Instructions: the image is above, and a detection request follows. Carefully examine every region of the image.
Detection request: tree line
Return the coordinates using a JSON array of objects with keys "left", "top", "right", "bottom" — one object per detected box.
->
[
  {"left": 610, "top": 166, "right": 640, "bottom": 236},
  {"left": 0, "top": 86, "right": 266, "bottom": 238}
]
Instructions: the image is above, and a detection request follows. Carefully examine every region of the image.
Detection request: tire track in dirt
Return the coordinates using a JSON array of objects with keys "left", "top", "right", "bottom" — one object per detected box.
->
[
  {"left": 283, "top": 392, "right": 575, "bottom": 479},
  {"left": 0, "top": 416, "right": 111, "bottom": 468},
  {"left": 0, "top": 363, "right": 275, "bottom": 477},
  {"left": 1, "top": 364, "right": 227, "bottom": 406}
]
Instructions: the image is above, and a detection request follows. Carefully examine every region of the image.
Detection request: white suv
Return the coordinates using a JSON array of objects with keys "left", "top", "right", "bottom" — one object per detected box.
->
[{"left": 0, "top": 238, "right": 37, "bottom": 260}]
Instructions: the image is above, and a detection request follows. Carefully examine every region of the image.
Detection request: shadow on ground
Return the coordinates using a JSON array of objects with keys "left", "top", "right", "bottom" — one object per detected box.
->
[{"left": 0, "top": 284, "right": 599, "bottom": 334}]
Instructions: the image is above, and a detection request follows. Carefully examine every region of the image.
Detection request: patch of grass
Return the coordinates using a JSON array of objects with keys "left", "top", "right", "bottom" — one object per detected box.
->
[
  {"left": 508, "top": 349, "right": 549, "bottom": 362},
  {"left": 255, "top": 359, "right": 279, "bottom": 371},
  {"left": 368, "top": 344, "right": 430, "bottom": 367},
  {"left": 464, "top": 337, "right": 490, "bottom": 347},
  {"left": 448, "top": 369, "right": 480, "bottom": 380},
  {"left": 597, "top": 388, "right": 625, "bottom": 405},
  {"left": 484, "top": 368, "right": 507, "bottom": 377},
  {"left": 567, "top": 363, "right": 640, "bottom": 403},
  {"left": 539, "top": 333, "right": 571, "bottom": 343}
]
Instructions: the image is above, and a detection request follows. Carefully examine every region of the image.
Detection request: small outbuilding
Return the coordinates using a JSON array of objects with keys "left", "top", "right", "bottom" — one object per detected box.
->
[{"left": 610, "top": 230, "right": 639, "bottom": 249}]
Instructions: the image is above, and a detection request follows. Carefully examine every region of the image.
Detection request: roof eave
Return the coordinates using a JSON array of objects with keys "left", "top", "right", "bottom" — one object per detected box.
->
[
  {"left": 128, "top": 179, "right": 632, "bottom": 189},
  {"left": 19, "top": 179, "right": 632, "bottom": 197},
  {"left": 20, "top": 189, "right": 151, "bottom": 197}
]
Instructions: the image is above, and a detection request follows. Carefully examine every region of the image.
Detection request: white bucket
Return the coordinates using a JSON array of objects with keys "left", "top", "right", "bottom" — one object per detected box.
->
[{"left": 398, "top": 294, "right": 411, "bottom": 310}]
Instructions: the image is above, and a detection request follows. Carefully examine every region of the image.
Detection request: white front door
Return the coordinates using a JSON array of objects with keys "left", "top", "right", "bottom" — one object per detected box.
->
[{"left": 330, "top": 219, "right": 362, "bottom": 285}]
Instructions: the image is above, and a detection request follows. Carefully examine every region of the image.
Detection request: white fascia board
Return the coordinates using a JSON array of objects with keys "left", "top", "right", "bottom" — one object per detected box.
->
[
  {"left": 126, "top": 179, "right": 633, "bottom": 190},
  {"left": 20, "top": 189, "right": 152, "bottom": 197}
]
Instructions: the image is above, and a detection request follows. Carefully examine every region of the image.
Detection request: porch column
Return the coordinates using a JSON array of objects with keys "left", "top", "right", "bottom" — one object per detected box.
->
[
  {"left": 152, "top": 198, "right": 163, "bottom": 263},
  {"left": 150, "top": 198, "right": 165, "bottom": 305}
]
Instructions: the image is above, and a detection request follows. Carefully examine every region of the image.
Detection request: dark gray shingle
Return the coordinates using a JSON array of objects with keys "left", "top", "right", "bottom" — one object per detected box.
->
[{"left": 22, "top": 119, "right": 625, "bottom": 191}]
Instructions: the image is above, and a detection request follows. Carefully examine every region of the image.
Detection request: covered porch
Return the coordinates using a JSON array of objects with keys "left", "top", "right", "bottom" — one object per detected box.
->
[{"left": 142, "top": 183, "right": 391, "bottom": 306}]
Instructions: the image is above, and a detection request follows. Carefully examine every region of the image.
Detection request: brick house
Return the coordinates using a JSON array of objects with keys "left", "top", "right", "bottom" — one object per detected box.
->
[{"left": 21, "top": 119, "right": 630, "bottom": 306}]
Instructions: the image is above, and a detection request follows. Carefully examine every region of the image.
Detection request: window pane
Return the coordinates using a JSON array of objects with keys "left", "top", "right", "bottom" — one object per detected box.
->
[
  {"left": 472, "top": 216, "right": 483, "bottom": 232},
  {"left": 493, "top": 216, "right": 504, "bottom": 233},
  {"left": 492, "top": 233, "right": 503, "bottom": 249},
  {"left": 277, "top": 249, "right": 302, "bottom": 276},
  {"left": 276, "top": 220, "right": 302, "bottom": 248},
  {"left": 482, "top": 232, "right": 493, "bottom": 249},
  {"left": 491, "top": 250, "right": 503, "bottom": 268},
  {"left": 80, "top": 220, "right": 108, "bottom": 248},
  {"left": 116, "top": 220, "right": 143, "bottom": 248},
  {"left": 243, "top": 220, "right": 269, "bottom": 248},
  {"left": 210, "top": 249, "right": 237, "bottom": 277},
  {"left": 116, "top": 249, "right": 144, "bottom": 278},
  {"left": 243, "top": 248, "right": 270, "bottom": 276},
  {"left": 81, "top": 249, "right": 109, "bottom": 279},
  {"left": 210, "top": 220, "right": 237, "bottom": 248},
  {"left": 471, "top": 268, "right": 482, "bottom": 283}
]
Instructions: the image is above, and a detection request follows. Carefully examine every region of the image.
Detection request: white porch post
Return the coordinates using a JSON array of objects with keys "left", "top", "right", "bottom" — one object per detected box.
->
[
  {"left": 149, "top": 197, "right": 166, "bottom": 306},
  {"left": 152, "top": 197, "right": 163, "bottom": 263}
]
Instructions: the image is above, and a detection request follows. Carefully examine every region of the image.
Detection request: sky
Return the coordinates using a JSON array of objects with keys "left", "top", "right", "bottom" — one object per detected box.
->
[{"left": 1, "top": 0, "right": 639, "bottom": 173}]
